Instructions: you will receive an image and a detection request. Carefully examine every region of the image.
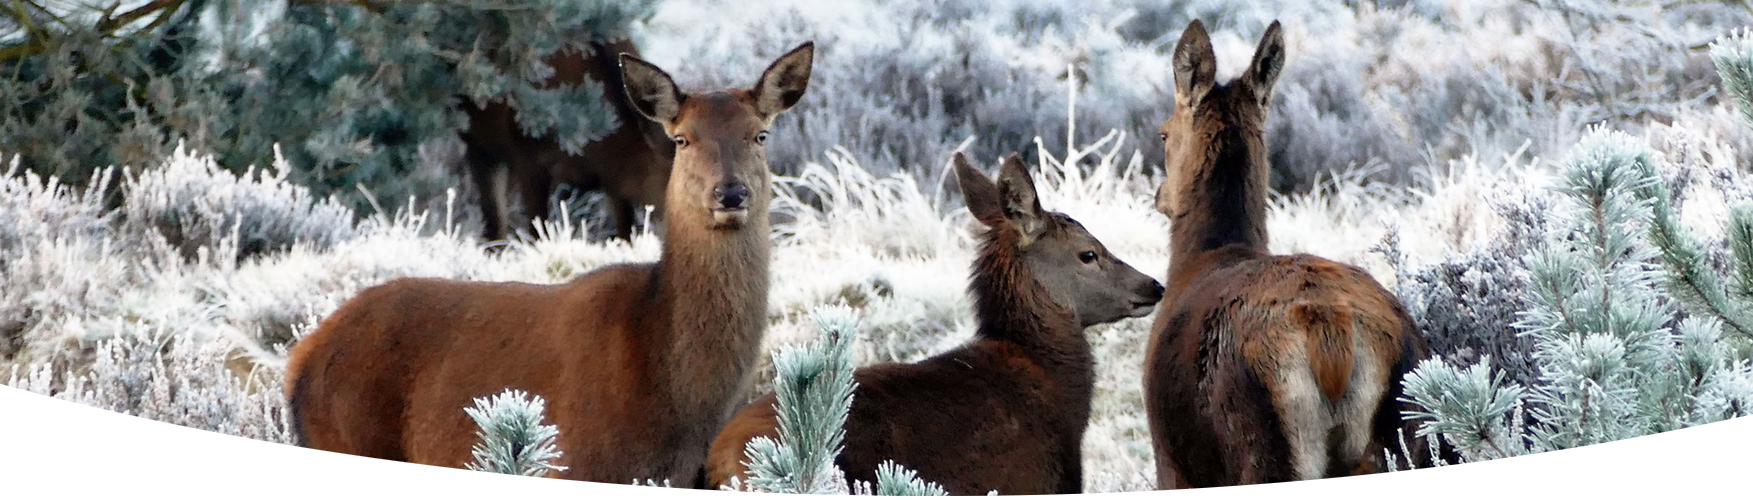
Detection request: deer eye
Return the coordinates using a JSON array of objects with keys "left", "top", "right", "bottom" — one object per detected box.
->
[
  {"left": 1078, "top": 251, "right": 1098, "bottom": 264},
  {"left": 755, "top": 131, "right": 769, "bottom": 144},
  {"left": 1159, "top": 133, "right": 1168, "bottom": 142},
  {"left": 672, "top": 135, "right": 689, "bottom": 147}
]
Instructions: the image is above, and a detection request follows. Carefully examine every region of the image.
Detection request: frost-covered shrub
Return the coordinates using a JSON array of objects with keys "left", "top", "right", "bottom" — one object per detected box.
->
[
  {"left": 1394, "top": 247, "right": 1539, "bottom": 389},
  {"left": 122, "top": 145, "right": 358, "bottom": 263},
  {"left": 0, "top": 157, "right": 115, "bottom": 263},
  {"left": 734, "top": 306, "right": 948, "bottom": 496},
  {"left": 464, "top": 389, "right": 567, "bottom": 477},
  {"left": 637, "top": 0, "right": 1753, "bottom": 195},
  {"left": 7, "top": 323, "right": 294, "bottom": 444},
  {"left": 1402, "top": 129, "right": 1753, "bottom": 463},
  {"left": 739, "top": 306, "right": 863, "bottom": 495},
  {"left": 0, "top": 158, "right": 121, "bottom": 360}
]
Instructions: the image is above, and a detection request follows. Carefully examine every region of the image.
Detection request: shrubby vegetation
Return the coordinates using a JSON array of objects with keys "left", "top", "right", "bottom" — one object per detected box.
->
[
  {"left": 463, "top": 389, "right": 568, "bottom": 477},
  {"left": 0, "top": 0, "right": 652, "bottom": 213},
  {"left": 1397, "top": 28, "right": 1753, "bottom": 464},
  {"left": 1400, "top": 128, "right": 1753, "bottom": 462},
  {"left": 642, "top": 0, "right": 1753, "bottom": 192},
  {"left": 6, "top": 0, "right": 1753, "bottom": 493},
  {"left": 729, "top": 306, "right": 950, "bottom": 496}
]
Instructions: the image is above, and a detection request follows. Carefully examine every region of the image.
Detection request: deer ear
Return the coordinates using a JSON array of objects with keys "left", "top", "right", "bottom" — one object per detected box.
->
[
  {"left": 996, "top": 153, "right": 1047, "bottom": 245},
  {"left": 953, "top": 152, "right": 1004, "bottom": 227},
  {"left": 1173, "top": 20, "right": 1216, "bottom": 109},
  {"left": 1244, "top": 21, "right": 1286, "bottom": 107},
  {"left": 619, "top": 54, "right": 683, "bottom": 124},
  {"left": 752, "top": 41, "right": 814, "bottom": 118}
]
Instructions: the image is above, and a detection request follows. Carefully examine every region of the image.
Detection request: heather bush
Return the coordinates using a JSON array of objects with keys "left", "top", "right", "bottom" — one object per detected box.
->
[
  {"left": 7, "top": 322, "right": 294, "bottom": 445},
  {"left": 638, "top": 0, "right": 1753, "bottom": 194},
  {"left": 122, "top": 145, "right": 357, "bottom": 263}
]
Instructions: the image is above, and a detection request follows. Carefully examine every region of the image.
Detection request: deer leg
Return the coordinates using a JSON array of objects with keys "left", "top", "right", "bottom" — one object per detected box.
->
[
  {"left": 1224, "top": 360, "right": 1300, "bottom": 485},
  {"left": 517, "top": 173, "right": 554, "bottom": 240},
  {"left": 609, "top": 196, "right": 636, "bottom": 241},
  {"left": 466, "top": 148, "right": 508, "bottom": 242},
  {"left": 1058, "top": 447, "right": 1084, "bottom": 494}
]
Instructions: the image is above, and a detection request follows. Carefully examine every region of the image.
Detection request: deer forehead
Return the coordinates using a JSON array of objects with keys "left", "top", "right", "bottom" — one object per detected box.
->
[{"left": 673, "top": 91, "right": 767, "bottom": 138}]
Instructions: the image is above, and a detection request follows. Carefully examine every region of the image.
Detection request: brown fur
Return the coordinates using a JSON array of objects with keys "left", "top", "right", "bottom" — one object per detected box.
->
[
  {"left": 460, "top": 38, "right": 674, "bottom": 242},
  {"left": 705, "top": 154, "right": 1164, "bottom": 495},
  {"left": 1142, "top": 21, "right": 1434, "bottom": 488},
  {"left": 285, "top": 43, "right": 816, "bottom": 486}
]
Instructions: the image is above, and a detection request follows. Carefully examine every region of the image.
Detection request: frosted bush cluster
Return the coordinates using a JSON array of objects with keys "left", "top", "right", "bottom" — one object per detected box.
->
[
  {"left": 7, "top": 323, "right": 293, "bottom": 445},
  {"left": 1399, "top": 128, "right": 1753, "bottom": 464},
  {"left": 122, "top": 145, "right": 357, "bottom": 263},
  {"left": 635, "top": 0, "right": 1752, "bottom": 193}
]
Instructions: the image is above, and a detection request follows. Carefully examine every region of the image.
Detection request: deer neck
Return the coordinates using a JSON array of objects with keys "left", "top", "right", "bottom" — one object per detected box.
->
[
  {"left": 969, "top": 234, "right": 1091, "bottom": 381},
  {"left": 1169, "top": 129, "right": 1270, "bottom": 274},
  {"left": 654, "top": 206, "right": 772, "bottom": 415}
]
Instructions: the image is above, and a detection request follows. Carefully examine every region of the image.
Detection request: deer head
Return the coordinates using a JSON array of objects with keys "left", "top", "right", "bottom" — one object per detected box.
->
[
  {"left": 955, "top": 153, "right": 1164, "bottom": 327},
  {"left": 620, "top": 42, "right": 815, "bottom": 231},
  {"left": 1155, "top": 20, "right": 1284, "bottom": 224}
]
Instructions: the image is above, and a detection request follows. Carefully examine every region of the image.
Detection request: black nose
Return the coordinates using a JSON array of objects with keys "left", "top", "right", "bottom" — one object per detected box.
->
[
  {"left": 1145, "top": 281, "right": 1165, "bottom": 301},
  {"left": 714, "top": 182, "right": 750, "bottom": 210}
]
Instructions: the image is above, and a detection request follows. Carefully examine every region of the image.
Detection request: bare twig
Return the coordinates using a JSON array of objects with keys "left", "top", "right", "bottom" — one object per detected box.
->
[{"left": 95, "top": 0, "right": 186, "bottom": 33}]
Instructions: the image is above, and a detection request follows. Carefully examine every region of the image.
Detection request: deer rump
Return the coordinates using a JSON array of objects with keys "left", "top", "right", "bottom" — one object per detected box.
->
[
  {"left": 1147, "top": 252, "right": 1428, "bottom": 487},
  {"left": 460, "top": 38, "right": 673, "bottom": 242},
  {"left": 708, "top": 340, "right": 1087, "bottom": 495}
]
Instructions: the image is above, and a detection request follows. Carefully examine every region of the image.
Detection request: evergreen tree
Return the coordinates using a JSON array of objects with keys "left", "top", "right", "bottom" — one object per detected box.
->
[
  {"left": 738, "top": 305, "right": 948, "bottom": 496},
  {"left": 0, "top": 1, "right": 212, "bottom": 183},
  {"left": 464, "top": 388, "right": 567, "bottom": 477},
  {"left": 1401, "top": 128, "right": 1753, "bottom": 463},
  {"left": 1, "top": 0, "right": 656, "bottom": 214}
]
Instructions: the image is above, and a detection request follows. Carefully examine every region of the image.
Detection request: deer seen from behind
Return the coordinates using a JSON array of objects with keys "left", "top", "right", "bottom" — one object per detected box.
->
[
  {"left": 1142, "top": 20, "right": 1434, "bottom": 488},
  {"left": 705, "top": 153, "right": 1166, "bottom": 495},
  {"left": 284, "top": 42, "right": 816, "bottom": 486},
  {"left": 460, "top": 38, "right": 675, "bottom": 242}
]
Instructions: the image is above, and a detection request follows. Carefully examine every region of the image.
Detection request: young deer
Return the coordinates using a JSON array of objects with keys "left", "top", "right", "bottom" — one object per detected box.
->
[
  {"left": 460, "top": 38, "right": 675, "bottom": 242},
  {"left": 1143, "top": 20, "right": 1432, "bottom": 488},
  {"left": 706, "top": 153, "right": 1165, "bottom": 495},
  {"left": 285, "top": 42, "right": 816, "bottom": 486}
]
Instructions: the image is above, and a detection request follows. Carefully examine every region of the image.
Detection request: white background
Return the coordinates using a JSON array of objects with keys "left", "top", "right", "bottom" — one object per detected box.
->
[{"left": 2, "top": 385, "right": 1746, "bottom": 498}]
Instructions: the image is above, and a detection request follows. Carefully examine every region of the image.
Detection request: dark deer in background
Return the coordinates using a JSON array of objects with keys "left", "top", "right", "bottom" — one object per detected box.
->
[
  {"left": 1142, "top": 20, "right": 1434, "bottom": 488},
  {"left": 705, "top": 153, "right": 1165, "bottom": 495},
  {"left": 285, "top": 42, "right": 815, "bottom": 486},
  {"left": 460, "top": 38, "right": 674, "bottom": 242}
]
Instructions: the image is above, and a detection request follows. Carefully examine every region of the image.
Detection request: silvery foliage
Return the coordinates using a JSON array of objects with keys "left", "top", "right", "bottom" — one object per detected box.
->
[
  {"left": 740, "top": 305, "right": 862, "bottom": 494},
  {"left": 1401, "top": 129, "right": 1753, "bottom": 464},
  {"left": 122, "top": 144, "right": 357, "bottom": 263},
  {"left": 735, "top": 305, "right": 948, "bottom": 496},
  {"left": 464, "top": 389, "right": 568, "bottom": 477},
  {"left": 1, "top": 0, "right": 652, "bottom": 215},
  {"left": 670, "top": 0, "right": 1751, "bottom": 196},
  {"left": 872, "top": 460, "right": 951, "bottom": 496},
  {"left": 7, "top": 322, "right": 294, "bottom": 445},
  {"left": 0, "top": 157, "right": 117, "bottom": 359},
  {"left": 0, "top": 146, "right": 366, "bottom": 365}
]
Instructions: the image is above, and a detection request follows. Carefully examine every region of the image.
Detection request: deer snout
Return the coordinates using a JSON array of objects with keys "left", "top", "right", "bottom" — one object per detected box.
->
[
  {"left": 1143, "top": 280, "right": 1166, "bottom": 302},
  {"left": 1128, "top": 279, "right": 1166, "bottom": 317},
  {"left": 713, "top": 182, "right": 751, "bottom": 211}
]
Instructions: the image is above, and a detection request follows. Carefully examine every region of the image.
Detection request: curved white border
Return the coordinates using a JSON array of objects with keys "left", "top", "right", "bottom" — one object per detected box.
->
[{"left": 2, "top": 385, "right": 1747, "bottom": 498}]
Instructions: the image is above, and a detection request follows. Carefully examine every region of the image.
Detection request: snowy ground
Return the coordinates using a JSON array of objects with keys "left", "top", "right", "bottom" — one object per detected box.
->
[{"left": 4, "top": 0, "right": 1752, "bottom": 493}]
